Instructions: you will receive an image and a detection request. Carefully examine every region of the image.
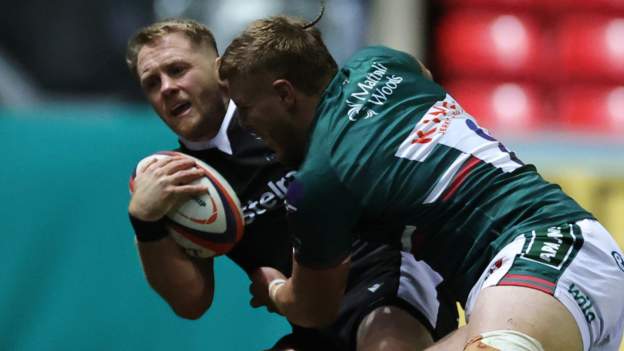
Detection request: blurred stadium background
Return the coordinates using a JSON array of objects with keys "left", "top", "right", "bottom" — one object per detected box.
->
[{"left": 1, "top": 0, "right": 622, "bottom": 350}]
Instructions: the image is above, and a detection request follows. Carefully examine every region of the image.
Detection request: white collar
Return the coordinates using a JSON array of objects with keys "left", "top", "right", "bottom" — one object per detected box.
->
[{"left": 180, "top": 100, "right": 236, "bottom": 154}]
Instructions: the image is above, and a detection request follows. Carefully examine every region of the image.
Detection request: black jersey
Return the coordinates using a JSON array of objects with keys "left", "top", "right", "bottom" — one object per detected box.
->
[{"left": 177, "top": 103, "right": 295, "bottom": 276}]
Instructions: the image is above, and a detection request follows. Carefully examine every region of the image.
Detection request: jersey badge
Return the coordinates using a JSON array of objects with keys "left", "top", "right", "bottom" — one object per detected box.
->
[{"left": 519, "top": 224, "right": 582, "bottom": 270}]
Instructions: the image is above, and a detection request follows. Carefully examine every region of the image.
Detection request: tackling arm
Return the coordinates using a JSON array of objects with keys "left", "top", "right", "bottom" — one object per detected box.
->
[{"left": 270, "top": 255, "right": 351, "bottom": 328}]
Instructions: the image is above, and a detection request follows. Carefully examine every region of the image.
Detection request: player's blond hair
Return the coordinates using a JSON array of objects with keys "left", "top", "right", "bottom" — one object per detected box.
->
[
  {"left": 125, "top": 18, "right": 218, "bottom": 79},
  {"left": 219, "top": 16, "right": 337, "bottom": 96}
]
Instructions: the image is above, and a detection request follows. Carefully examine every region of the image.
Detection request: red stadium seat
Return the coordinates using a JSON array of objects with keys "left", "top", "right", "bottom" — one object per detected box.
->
[
  {"left": 555, "top": 15, "right": 624, "bottom": 83},
  {"left": 445, "top": 80, "right": 547, "bottom": 135},
  {"left": 441, "top": 0, "right": 624, "bottom": 13},
  {"left": 544, "top": 0, "right": 624, "bottom": 13},
  {"left": 556, "top": 85, "right": 624, "bottom": 134},
  {"left": 436, "top": 11, "right": 544, "bottom": 81},
  {"left": 442, "top": 0, "right": 542, "bottom": 11}
]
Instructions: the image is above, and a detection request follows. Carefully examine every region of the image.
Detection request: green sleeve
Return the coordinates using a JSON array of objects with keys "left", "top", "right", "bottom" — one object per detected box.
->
[{"left": 286, "top": 163, "right": 361, "bottom": 269}]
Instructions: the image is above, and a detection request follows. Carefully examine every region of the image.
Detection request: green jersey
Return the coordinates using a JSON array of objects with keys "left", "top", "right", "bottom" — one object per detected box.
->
[{"left": 285, "top": 46, "right": 593, "bottom": 302}]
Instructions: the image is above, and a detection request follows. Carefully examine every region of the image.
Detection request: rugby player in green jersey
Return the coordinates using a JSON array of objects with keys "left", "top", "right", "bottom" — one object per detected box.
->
[{"left": 219, "top": 15, "right": 624, "bottom": 351}]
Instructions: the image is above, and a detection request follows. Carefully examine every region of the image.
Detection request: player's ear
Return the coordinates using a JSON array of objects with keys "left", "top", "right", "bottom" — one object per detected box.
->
[
  {"left": 214, "top": 57, "right": 224, "bottom": 83},
  {"left": 214, "top": 57, "right": 228, "bottom": 92},
  {"left": 273, "top": 79, "right": 295, "bottom": 106}
]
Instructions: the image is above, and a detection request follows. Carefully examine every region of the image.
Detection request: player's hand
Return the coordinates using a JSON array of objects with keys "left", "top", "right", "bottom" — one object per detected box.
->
[
  {"left": 249, "top": 267, "right": 287, "bottom": 314},
  {"left": 129, "top": 156, "right": 208, "bottom": 221}
]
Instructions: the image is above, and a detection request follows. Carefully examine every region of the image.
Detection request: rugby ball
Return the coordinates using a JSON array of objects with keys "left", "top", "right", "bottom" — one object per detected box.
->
[{"left": 130, "top": 151, "right": 244, "bottom": 258}]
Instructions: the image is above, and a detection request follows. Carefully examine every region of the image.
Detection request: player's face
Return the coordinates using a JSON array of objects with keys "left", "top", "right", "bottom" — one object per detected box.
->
[
  {"left": 137, "top": 32, "right": 227, "bottom": 141},
  {"left": 226, "top": 73, "right": 307, "bottom": 167}
]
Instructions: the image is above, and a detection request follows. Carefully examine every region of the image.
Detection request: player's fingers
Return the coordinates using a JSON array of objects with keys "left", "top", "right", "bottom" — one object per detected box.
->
[
  {"left": 141, "top": 157, "right": 188, "bottom": 178},
  {"left": 144, "top": 155, "right": 182, "bottom": 169},
  {"left": 171, "top": 184, "right": 210, "bottom": 195},
  {"left": 160, "top": 157, "right": 198, "bottom": 175},
  {"left": 170, "top": 167, "right": 207, "bottom": 185},
  {"left": 138, "top": 157, "right": 159, "bottom": 174}
]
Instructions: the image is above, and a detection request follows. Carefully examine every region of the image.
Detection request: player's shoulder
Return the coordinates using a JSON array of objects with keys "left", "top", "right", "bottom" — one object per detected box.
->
[{"left": 346, "top": 45, "right": 420, "bottom": 68}]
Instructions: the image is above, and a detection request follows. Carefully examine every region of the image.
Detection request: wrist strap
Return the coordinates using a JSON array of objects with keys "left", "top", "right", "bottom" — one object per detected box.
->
[
  {"left": 268, "top": 278, "right": 287, "bottom": 302},
  {"left": 129, "top": 213, "right": 168, "bottom": 242}
]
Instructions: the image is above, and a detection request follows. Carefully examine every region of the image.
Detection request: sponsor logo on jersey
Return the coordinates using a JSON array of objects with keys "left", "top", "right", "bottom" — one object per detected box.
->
[
  {"left": 612, "top": 251, "right": 624, "bottom": 272},
  {"left": 395, "top": 95, "right": 522, "bottom": 174},
  {"left": 395, "top": 95, "right": 465, "bottom": 162},
  {"left": 345, "top": 61, "right": 404, "bottom": 121},
  {"left": 410, "top": 99, "right": 462, "bottom": 144},
  {"left": 520, "top": 225, "right": 580, "bottom": 270},
  {"left": 568, "top": 283, "right": 596, "bottom": 323},
  {"left": 242, "top": 170, "right": 296, "bottom": 224}
]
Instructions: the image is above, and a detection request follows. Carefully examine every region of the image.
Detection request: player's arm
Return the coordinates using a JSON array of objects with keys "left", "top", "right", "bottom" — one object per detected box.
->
[
  {"left": 269, "top": 255, "right": 350, "bottom": 328},
  {"left": 267, "top": 163, "right": 358, "bottom": 327},
  {"left": 129, "top": 155, "right": 214, "bottom": 319},
  {"left": 136, "top": 237, "right": 215, "bottom": 319}
]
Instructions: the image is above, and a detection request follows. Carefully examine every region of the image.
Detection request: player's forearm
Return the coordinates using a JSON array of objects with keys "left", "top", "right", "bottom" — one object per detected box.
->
[
  {"left": 272, "top": 278, "right": 342, "bottom": 328},
  {"left": 137, "top": 237, "right": 215, "bottom": 319},
  {"left": 271, "top": 257, "right": 350, "bottom": 328}
]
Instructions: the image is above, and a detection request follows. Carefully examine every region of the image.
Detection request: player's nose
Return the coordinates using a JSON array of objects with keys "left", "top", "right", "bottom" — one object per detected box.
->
[{"left": 160, "top": 75, "right": 178, "bottom": 96}]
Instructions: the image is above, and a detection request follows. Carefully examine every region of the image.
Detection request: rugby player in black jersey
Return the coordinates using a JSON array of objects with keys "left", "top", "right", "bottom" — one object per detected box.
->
[{"left": 125, "top": 18, "right": 457, "bottom": 351}]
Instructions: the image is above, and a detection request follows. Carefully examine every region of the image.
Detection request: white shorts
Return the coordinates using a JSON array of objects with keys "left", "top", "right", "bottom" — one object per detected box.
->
[{"left": 465, "top": 219, "right": 624, "bottom": 351}]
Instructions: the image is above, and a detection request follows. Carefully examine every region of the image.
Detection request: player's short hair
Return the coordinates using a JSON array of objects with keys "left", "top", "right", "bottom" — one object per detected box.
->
[
  {"left": 126, "top": 18, "right": 218, "bottom": 79},
  {"left": 219, "top": 16, "right": 337, "bottom": 96}
]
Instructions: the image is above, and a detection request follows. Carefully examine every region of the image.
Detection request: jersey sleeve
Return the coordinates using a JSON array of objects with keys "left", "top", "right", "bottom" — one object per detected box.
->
[{"left": 286, "top": 163, "right": 361, "bottom": 269}]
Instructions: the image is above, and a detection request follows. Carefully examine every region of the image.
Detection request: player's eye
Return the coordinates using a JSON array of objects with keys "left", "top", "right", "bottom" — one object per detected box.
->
[
  {"left": 168, "top": 64, "right": 188, "bottom": 77},
  {"left": 142, "top": 77, "right": 160, "bottom": 92}
]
